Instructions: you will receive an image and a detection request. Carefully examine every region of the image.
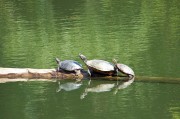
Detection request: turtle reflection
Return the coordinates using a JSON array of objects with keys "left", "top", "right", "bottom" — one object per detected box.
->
[
  {"left": 80, "top": 77, "right": 135, "bottom": 99},
  {"left": 114, "top": 77, "right": 135, "bottom": 94},
  {"left": 56, "top": 80, "right": 82, "bottom": 92},
  {"left": 80, "top": 80, "right": 115, "bottom": 99}
]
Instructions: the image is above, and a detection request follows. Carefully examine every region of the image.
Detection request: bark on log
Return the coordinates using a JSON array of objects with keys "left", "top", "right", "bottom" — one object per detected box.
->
[{"left": 0, "top": 68, "right": 180, "bottom": 83}]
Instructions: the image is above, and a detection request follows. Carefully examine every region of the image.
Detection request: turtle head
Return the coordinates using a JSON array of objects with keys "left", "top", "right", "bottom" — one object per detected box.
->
[
  {"left": 112, "top": 59, "right": 119, "bottom": 74},
  {"left": 55, "top": 58, "right": 61, "bottom": 64},
  {"left": 55, "top": 58, "right": 61, "bottom": 71},
  {"left": 112, "top": 59, "right": 118, "bottom": 65},
  {"left": 112, "top": 59, "right": 119, "bottom": 69},
  {"left": 79, "top": 53, "right": 87, "bottom": 62}
]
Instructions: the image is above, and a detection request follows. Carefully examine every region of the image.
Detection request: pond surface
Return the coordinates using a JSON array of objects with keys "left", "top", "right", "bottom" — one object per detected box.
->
[
  {"left": 0, "top": 0, "right": 180, "bottom": 119},
  {"left": 0, "top": 80, "right": 180, "bottom": 119}
]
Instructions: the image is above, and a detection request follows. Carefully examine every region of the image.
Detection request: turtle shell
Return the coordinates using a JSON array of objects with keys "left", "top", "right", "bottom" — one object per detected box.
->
[
  {"left": 86, "top": 59, "right": 115, "bottom": 75},
  {"left": 60, "top": 60, "right": 83, "bottom": 71},
  {"left": 86, "top": 60, "right": 114, "bottom": 71},
  {"left": 116, "top": 64, "right": 134, "bottom": 76}
]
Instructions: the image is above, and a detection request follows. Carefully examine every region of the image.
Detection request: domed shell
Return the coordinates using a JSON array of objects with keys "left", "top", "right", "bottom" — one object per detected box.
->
[
  {"left": 60, "top": 60, "right": 83, "bottom": 71},
  {"left": 116, "top": 64, "right": 135, "bottom": 76},
  {"left": 86, "top": 60, "right": 114, "bottom": 71}
]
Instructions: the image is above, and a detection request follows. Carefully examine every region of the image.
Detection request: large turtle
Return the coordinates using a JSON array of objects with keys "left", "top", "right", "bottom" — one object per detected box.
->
[
  {"left": 55, "top": 58, "right": 83, "bottom": 76},
  {"left": 79, "top": 54, "right": 116, "bottom": 76},
  {"left": 113, "top": 59, "right": 135, "bottom": 78}
]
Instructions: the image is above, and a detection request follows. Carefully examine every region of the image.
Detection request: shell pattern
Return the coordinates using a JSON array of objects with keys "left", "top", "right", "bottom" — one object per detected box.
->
[{"left": 60, "top": 60, "right": 83, "bottom": 71}]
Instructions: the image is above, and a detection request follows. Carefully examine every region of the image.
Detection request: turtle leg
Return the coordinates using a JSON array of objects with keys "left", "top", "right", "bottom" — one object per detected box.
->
[
  {"left": 115, "top": 68, "right": 119, "bottom": 76},
  {"left": 87, "top": 69, "right": 91, "bottom": 76},
  {"left": 74, "top": 69, "right": 81, "bottom": 76},
  {"left": 56, "top": 67, "right": 60, "bottom": 72}
]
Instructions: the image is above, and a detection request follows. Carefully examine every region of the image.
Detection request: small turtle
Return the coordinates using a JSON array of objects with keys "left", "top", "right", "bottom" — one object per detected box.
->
[
  {"left": 79, "top": 54, "right": 116, "bottom": 76},
  {"left": 113, "top": 59, "right": 135, "bottom": 78},
  {"left": 55, "top": 58, "right": 83, "bottom": 76}
]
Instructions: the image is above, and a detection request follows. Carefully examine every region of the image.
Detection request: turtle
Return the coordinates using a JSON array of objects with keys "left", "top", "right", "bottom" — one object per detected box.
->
[
  {"left": 79, "top": 53, "right": 116, "bottom": 76},
  {"left": 55, "top": 58, "right": 83, "bottom": 76},
  {"left": 112, "top": 59, "right": 135, "bottom": 78}
]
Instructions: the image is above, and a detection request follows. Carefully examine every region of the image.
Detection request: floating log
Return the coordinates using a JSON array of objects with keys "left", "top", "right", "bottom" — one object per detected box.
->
[
  {"left": 0, "top": 68, "right": 180, "bottom": 83},
  {"left": 0, "top": 68, "right": 86, "bottom": 79}
]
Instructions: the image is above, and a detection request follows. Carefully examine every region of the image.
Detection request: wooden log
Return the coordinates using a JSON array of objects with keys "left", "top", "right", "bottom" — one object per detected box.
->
[
  {"left": 0, "top": 68, "right": 86, "bottom": 79},
  {"left": 0, "top": 68, "right": 180, "bottom": 83}
]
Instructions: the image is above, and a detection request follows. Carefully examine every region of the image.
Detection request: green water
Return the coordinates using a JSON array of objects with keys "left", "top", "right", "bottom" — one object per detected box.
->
[
  {"left": 0, "top": 0, "right": 180, "bottom": 119},
  {"left": 0, "top": 80, "right": 180, "bottom": 119}
]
